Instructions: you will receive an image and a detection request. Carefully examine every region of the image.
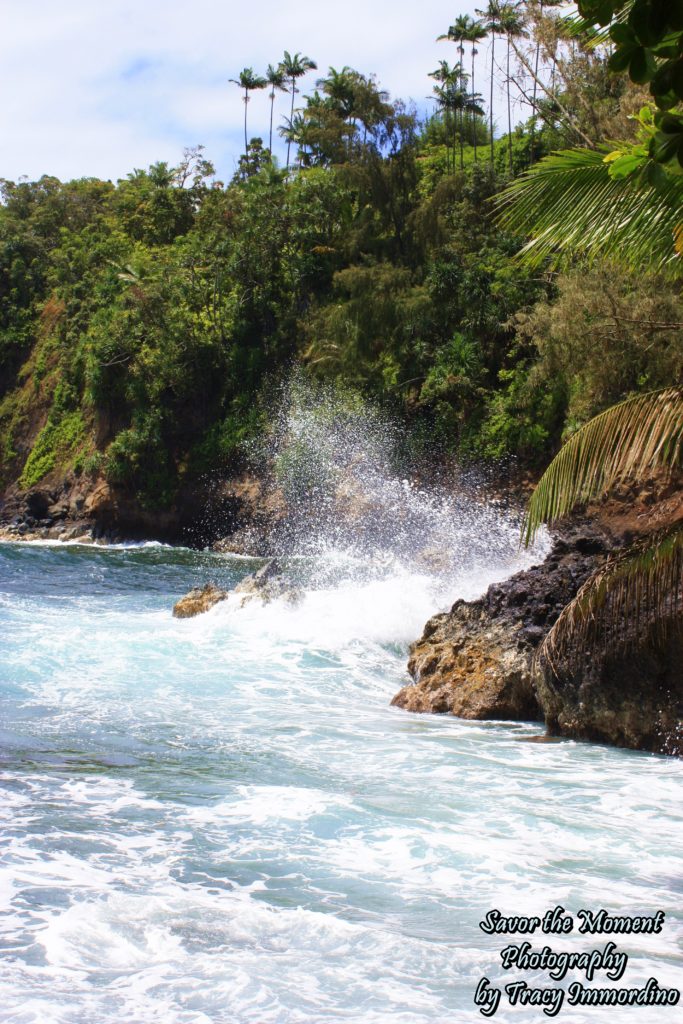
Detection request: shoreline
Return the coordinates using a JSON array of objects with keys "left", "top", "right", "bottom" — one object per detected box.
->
[{"left": 2, "top": 469, "right": 682, "bottom": 757}]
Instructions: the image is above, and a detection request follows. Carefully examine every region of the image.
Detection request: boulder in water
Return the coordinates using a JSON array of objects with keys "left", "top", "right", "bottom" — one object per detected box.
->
[
  {"left": 233, "top": 558, "right": 303, "bottom": 607},
  {"left": 173, "top": 583, "right": 228, "bottom": 618}
]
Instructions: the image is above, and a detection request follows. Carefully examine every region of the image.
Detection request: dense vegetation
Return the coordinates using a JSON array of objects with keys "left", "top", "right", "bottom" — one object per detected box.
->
[{"left": 1, "top": 2, "right": 681, "bottom": 510}]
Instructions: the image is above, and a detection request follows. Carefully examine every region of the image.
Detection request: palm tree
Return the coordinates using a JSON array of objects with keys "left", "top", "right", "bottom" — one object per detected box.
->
[
  {"left": 466, "top": 18, "right": 488, "bottom": 160},
  {"left": 438, "top": 16, "right": 473, "bottom": 167},
  {"left": 265, "top": 64, "right": 287, "bottom": 155},
  {"left": 527, "top": 0, "right": 565, "bottom": 164},
  {"left": 476, "top": 2, "right": 505, "bottom": 167},
  {"left": 230, "top": 68, "right": 267, "bottom": 158},
  {"left": 494, "top": 147, "right": 683, "bottom": 275},
  {"left": 281, "top": 51, "right": 317, "bottom": 170},
  {"left": 523, "top": 386, "right": 683, "bottom": 673},
  {"left": 429, "top": 60, "right": 463, "bottom": 171},
  {"left": 318, "top": 66, "right": 356, "bottom": 119},
  {"left": 497, "top": 134, "right": 683, "bottom": 675},
  {"left": 278, "top": 111, "right": 312, "bottom": 167},
  {"left": 499, "top": 3, "right": 527, "bottom": 174}
]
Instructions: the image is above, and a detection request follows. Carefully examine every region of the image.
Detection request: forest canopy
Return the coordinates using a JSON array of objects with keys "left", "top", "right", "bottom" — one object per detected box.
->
[{"left": 1, "top": 1, "right": 681, "bottom": 508}]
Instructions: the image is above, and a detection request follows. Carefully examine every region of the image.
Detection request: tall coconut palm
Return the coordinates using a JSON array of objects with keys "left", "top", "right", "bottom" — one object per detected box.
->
[
  {"left": 230, "top": 68, "right": 267, "bottom": 158},
  {"left": 281, "top": 51, "right": 317, "bottom": 170},
  {"left": 466, "top": 18, "right": 488, "bottom": 160},
  {"left": 265, "top": 63, "right": 288, "bottom": 155},
  {"left": 499, "top": 4, "right": 527, "bottom": 174},
  {"left": 476, "top": 2, "right": 505, "bottom": 167}
]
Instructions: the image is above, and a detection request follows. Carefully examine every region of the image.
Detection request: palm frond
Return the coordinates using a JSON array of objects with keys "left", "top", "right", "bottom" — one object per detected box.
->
[
  {"left": 557, "top": 2, "right": 633, "bottom": 47},
  {"left": 539, "top": 523, "right": 683, "bottom": 676},
  {"left": 524, "top": 387, "right": 683, "bottom": 545},
  {"left": 494, "top": 148, "right": 683, "bottom": 275}
]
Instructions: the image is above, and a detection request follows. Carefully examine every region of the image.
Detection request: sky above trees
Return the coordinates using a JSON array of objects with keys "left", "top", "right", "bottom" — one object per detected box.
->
[{"left": 2, "top": 0, "right": 510, "bottom": 183}]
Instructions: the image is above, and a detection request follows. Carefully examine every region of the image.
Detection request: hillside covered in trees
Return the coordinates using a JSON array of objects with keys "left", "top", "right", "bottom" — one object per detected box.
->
[{"left": 1, "top": 3, "right": 681, "bottom": 530}]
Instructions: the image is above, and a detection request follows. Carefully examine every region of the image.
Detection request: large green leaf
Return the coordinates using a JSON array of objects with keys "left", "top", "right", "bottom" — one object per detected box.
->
[
  {"left": 523, "top": 386, "right": 683, "bottom": 545},
  {"left": 494, "top": 147, "right": 683, "bottom": 274},
  {"left": 539, "top": 523, "right": 683, "bottom": 675}
]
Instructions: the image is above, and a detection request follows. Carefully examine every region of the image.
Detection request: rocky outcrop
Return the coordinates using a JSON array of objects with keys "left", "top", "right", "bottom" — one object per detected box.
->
[
  {"left": 394, "top": 602, "right": 539, "bottom": 719},
  {"left": 537, "top": 624, "right": 683, "bottom": 755},
  {"left": 397, "top": 482, "right": 683, "bottom": 755},
  {"left": 0, "top": 465, "right": 293, "bottom": 548},
  {"left": 172, "top": 583, "right": 228, "bottom": 618},
  {"left": 392, "top": 525, "right": 613, "bottom": 722}
]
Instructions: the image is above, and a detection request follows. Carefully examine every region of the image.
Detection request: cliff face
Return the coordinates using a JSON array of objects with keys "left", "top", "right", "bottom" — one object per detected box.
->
[
  {"left": 0, "top": 472, "right": 280, "bottom": 547},
  {"left": 394, "top": 485, "right": 683, "bottom": 757}
]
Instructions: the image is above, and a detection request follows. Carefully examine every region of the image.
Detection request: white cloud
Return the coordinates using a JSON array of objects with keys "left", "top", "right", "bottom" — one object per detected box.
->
[{"left": 1, "top": 0, "right": 518, "bottom": 183}]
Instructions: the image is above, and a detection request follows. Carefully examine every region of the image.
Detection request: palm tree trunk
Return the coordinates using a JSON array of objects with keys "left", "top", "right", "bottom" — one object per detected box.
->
[
  {"left": 530, "top": 0, "right": 543, "bottom": 165},
  {"left": 472, "top": 45, "right": 477, "bottom": 161},
  {"left": 269, "top": 92, "right": 275, "bottom": 154},
  {"left": 460, "top": 109, "right": 464, "bottom": 170},
  {"left": 506, "top": 35, "right": 513, "bottom": 174},
  {"left": 452, "top": 112, "right": 457, "bottom": 173},
  {"left": 490, "top": 33, "right": 495, "bottom": 167},
  {"left": 287, "top": 81, "right": 295, "bottom": 170},
  {"left": 243, "top": 88, "right": 248, "bottom": 159}
]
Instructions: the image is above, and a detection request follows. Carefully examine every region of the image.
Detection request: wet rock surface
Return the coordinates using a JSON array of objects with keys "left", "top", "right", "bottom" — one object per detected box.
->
[
  {"left": 397, "top": 495, "right": 683, "bottom": 756},
  {"left": 233, "top": 559, "right": 303, "bottom": 607},
  {"left": 392, "top": 523, "right": 613, "bottom": 723},
  {"left": 172, "top": 583, "right": 228, "bottom": 618},
  {"left": 537, "top": 624, "right": 683, "bottom": 755}
]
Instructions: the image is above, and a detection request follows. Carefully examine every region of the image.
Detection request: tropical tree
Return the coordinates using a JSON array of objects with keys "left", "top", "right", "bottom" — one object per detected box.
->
[
  {"left": 429, "top": 60, "right": 464, "bottom": 171},
  {"left": 281, "top": 51, "right": 318, "bottom": 169},
  {"left": 523, "top": 386, "right": 683, "bottom": 673},
  {"left": 476, "top": 1, "right": 505, "bottom": 166},
  {"left": 230, "top": 68, "right": 267, "bottom": 159},
  {"left": 499, "top": 4, "right": 528, "bottom": 173},
  {"left": 318, "top": 66, "right": 356, "bottom": 119},
  {"left": 466, "top": 18, "right": 488, "bottom": 159},
  {"left": 266, "top": 64, "right": 288, "bottom": 155},
  {"left": 499, "top": 2, "right": 683, "bottom": 677},
  {"left": 494, "top": 146, "right": 683, "bottom": 275}
]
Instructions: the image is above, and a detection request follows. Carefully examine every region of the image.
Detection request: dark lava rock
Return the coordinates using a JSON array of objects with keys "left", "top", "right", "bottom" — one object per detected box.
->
[{"left": 392, "top": 522, "right": 612, "bottom": 724}]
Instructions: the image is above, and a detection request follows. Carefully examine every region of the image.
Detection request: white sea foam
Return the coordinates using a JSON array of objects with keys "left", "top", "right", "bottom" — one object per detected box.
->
[{"left": 0, "top": 382, "right": 680, "bottom": 1023}]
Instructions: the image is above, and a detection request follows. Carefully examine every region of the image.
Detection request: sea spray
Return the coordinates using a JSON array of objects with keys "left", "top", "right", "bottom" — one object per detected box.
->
[{"left": 238, "top": 372, "right": 545, "bottom": 594}]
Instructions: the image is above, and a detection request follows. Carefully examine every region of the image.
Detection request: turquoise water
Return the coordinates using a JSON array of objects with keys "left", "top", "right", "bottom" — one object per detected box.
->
[{"left": 1, "top": 537, "right": 682, "bottom": 1024}]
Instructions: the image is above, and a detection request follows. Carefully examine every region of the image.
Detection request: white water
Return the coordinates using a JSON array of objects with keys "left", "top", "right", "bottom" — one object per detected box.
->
[{"left": 1, "top": 386, "right": 682, "bottom": 1022}]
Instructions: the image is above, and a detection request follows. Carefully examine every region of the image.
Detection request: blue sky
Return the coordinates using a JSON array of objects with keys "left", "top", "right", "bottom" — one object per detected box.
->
[{"left": 1, "top": 1, "right": 522, "bottom": 184}]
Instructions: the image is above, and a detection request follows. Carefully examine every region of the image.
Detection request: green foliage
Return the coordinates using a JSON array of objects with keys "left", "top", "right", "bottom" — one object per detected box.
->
[
  {"left": 524, "top": 386, "right": 683, "bottom": 544},
  {"left": 0, "top": 25, "right": 675, "bottom": 507},
  {"left": 513, "top": 263, "right": 683, "bottom": 431},
  {"left": 577, "top": 1, "right": 683, "bottom": 115},
  {"left": 495, "top": 146, "right": 683, "bottom": 274},
  {"left": 19, "top": 410, "right": 87, "bottom": 489}
]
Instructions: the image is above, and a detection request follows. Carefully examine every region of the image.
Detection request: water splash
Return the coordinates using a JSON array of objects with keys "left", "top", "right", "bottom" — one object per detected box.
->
[{"left": 243, "top": 372, "right": 548, "bottom": 595}]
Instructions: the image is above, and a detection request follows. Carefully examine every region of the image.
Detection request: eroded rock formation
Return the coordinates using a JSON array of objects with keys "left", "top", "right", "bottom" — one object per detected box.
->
[
  {"left": 172, "top": 583, "right": 228, "bottom": 618},
  {"left": 393, "top": 525, "right": 612, "bottom": 723}
]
